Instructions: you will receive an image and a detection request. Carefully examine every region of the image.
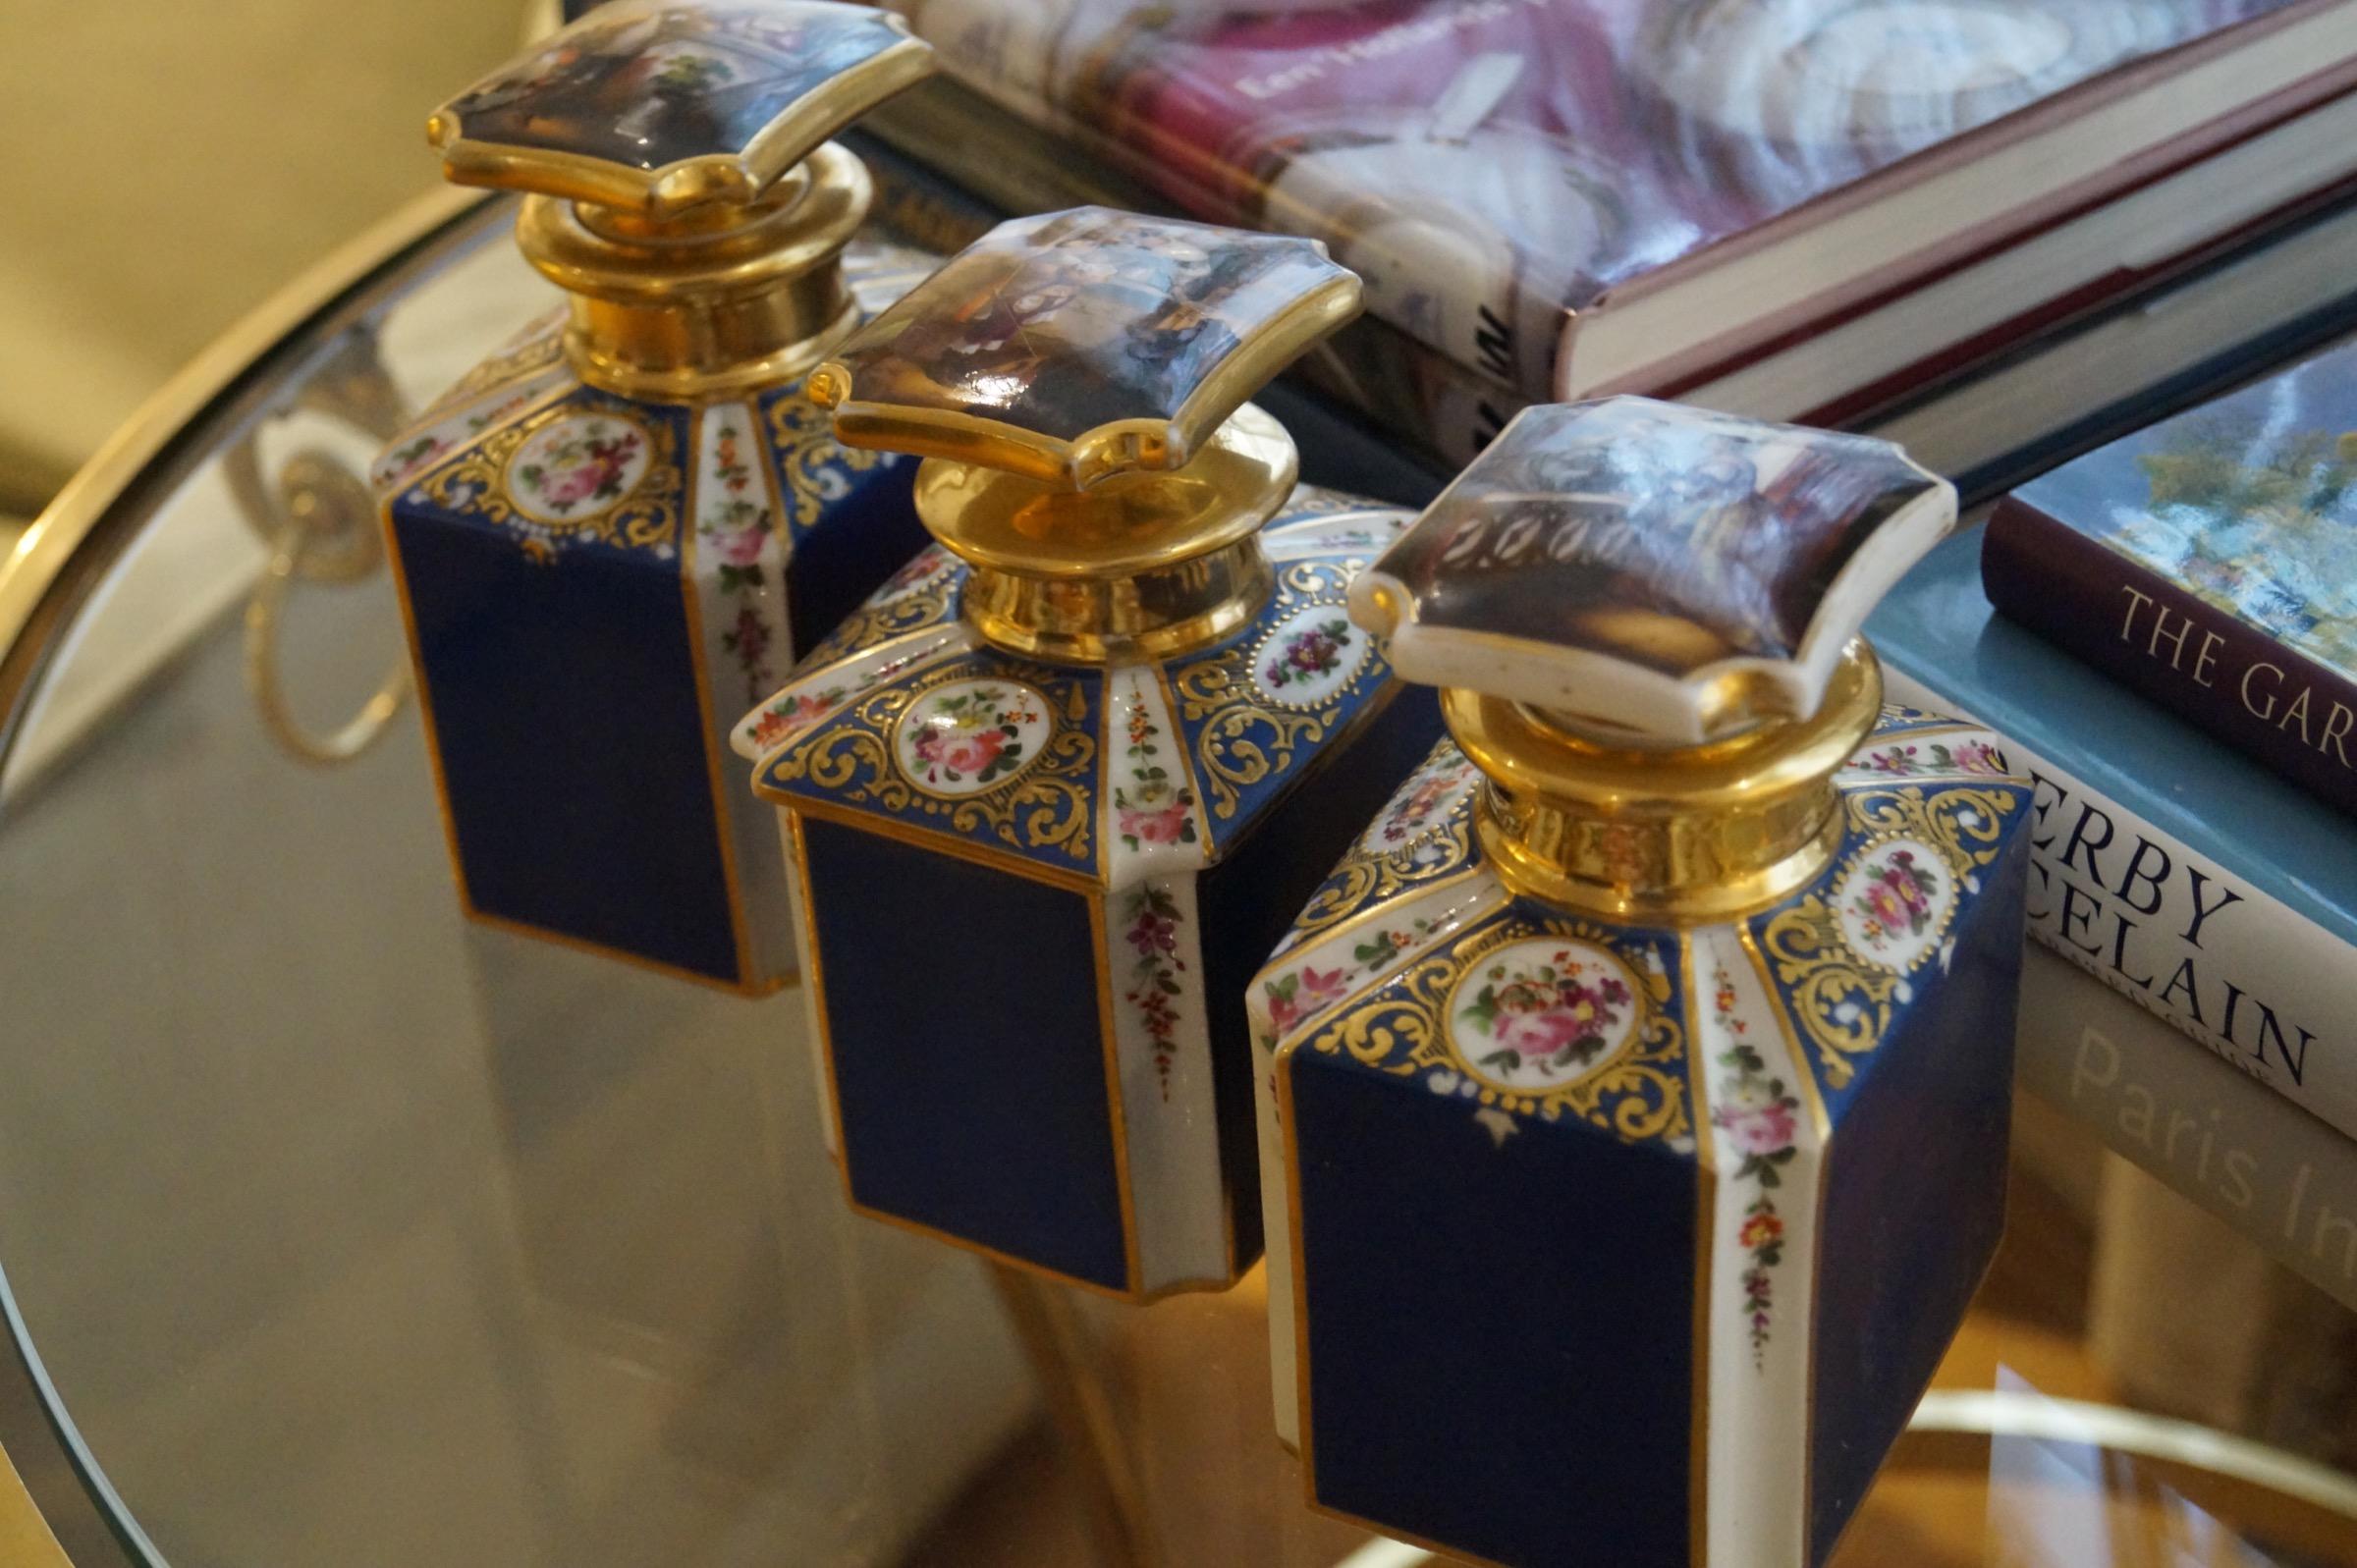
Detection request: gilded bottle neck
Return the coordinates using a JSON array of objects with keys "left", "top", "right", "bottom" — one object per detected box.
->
[
  {"left": 960, "top": 539, "right": 1276, "bottom": 663},
  {"left": 912, "top": 404, "right": 1298, "bottom": 665},
  {"left": 1449, "top": 641, "right": 1883, "bottom": 924},
  {"left": 514, "top": 141, "right": 871, "bottom": 402}
]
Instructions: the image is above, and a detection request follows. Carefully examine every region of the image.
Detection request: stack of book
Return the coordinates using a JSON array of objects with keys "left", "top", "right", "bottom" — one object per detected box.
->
[
  {"left": 1871, "top": 335, "right": 2357, "bottom": 1311},
  {"left": 868, "top": 0, "right": 2357, "bottom": 480}
]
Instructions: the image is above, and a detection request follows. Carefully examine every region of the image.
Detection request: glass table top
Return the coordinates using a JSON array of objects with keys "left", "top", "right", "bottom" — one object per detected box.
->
[{"left": 3, "top": 192, "right": 2357, "bottom": 1568}]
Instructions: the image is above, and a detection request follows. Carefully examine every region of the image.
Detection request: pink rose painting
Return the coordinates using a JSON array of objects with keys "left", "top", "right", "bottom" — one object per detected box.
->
[
  {"left": 1263, "top": 964, "right": 1350, "bottom": 1038},
  {"left": 1707, "top": 967, "right": 1801, "bottom": 1364},
  {"left": 1120, "top": 799, "right": 1192, "bottom": 846},
  {"left": 1861, "top": 738, "right": 2007, "bottom": 778},
  {"left": 906, "top": 682, "right": 1035, "bottom": 788},
  {"left": 1457, "top": 946, "right": 1633, "bottom": 1080},
  {"left": 514, "top": 419, "right": 643, "bottom": 514},
  {"left": 1712, "top": 1088, "right": 1798, "bottom": 1158},
  {"left": 747, "top": 686, "right": 846, "bottom": 750},
  {"left": 713, "top": 514, "right": 767, "bottom": 566},
  {"left": 1115, "top": 696, "right": 1199, "bottom": 853},
  {"left": 1850, "top": 848, "right": 1939, "bottom": 949},
  {"left": 913, "top": 722, "right": 1009, "bottom": 779}
]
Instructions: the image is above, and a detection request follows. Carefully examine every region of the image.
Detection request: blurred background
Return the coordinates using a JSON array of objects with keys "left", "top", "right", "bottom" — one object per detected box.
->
[{"left": 0, "top": 2, "right": 525, "bottom": 525}]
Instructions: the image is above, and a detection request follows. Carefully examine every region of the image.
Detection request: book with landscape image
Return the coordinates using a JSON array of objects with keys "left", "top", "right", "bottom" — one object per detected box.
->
[{"left": 1984, "top": 336, "right": 2357, "bottom": 817}]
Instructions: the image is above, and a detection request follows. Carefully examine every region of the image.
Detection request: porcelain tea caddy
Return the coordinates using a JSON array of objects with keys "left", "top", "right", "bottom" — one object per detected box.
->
[
  {"left": 1253, "top": 399, "right": 2036, "bottom": 1568},
  {"left": 730, "top": 206, "right": 1442, "bottom": 1300},
  {"left": 372, "top": 0, "right": 941, "bottom": 991}
]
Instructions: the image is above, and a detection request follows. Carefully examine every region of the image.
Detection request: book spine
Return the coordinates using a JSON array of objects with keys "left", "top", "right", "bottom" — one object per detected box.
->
[
  {"left": 1879, "top": 664, "right": 2357, "bottom": 1143},
  {"left": 1983, "top": 497, "right": 2357, "bottom": 817},
  {"left": 2015, "top": 946, "right": 2357, "bottom": 1318}
]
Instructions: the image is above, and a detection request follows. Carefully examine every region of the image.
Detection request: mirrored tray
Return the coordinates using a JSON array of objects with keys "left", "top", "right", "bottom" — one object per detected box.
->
[{"left": 3, "top": 186, "right": 2357, "bottom": 1568}]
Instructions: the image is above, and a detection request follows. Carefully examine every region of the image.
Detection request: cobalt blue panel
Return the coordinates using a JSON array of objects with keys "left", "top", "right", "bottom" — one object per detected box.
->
[
  {"left": 802, "top": 819, "right": 1130, "bottom": 1291},
  {"left": 778, "top": 454, "right": 923, "bottom": 660},
  {"left": 392, "top": 505, "right": 740, "bottom": 983},
  {"left": 749, "top": 382, "right": 928, "bottom": 661},
  {"left": 1293, "top": 1054, "right": 1697, "bottom": 1568},
  {"left": 1197, "top": 688, "right": 1444, "bottom": 1258},
  {"left": 1807, "top": 836, "right": 2028, "bottom": 1564}
]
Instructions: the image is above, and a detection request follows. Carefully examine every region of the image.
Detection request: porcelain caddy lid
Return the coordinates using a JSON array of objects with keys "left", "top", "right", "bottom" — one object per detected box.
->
[
  {"left": 423, "top": 0, "right": 936, "bottom": 402},
  {"left": 430, "top": 0, "right": 930, "bottom": 218},
  {"left": 728, "top": 496, "right": 1415, "bottom": 888},
  {"left": 1349, "top": 397, "right": 1955, "bottom": 749},
  {"left": 1344, "top": 396, "right": 1959, "bottom": 921},
  {"left": 801, "top": 208, "right": 1363, "bottom": 663}
]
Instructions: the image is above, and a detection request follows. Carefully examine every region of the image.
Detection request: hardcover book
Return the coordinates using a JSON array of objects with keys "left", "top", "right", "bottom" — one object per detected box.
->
[
  {"left": 2015, "top": 944, "right": 2357, "bottom": 1317},
  {"left": 891, "top": 0, "right": 2357, "bottom": 403},
  {"left": 1869, "top": 527, "right": 2357, "bottom": 1143},
  {"left": 859, "top": 71, "right": 2357, "bottom": 474},
  {"left": 1985, "top": 334, "right": 2357, "bottom": 817}
]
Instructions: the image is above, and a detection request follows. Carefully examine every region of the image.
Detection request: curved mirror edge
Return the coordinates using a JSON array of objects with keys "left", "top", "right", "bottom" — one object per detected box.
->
[{"left": 0, "top": 193, "right": 516, "bottom": 1568}]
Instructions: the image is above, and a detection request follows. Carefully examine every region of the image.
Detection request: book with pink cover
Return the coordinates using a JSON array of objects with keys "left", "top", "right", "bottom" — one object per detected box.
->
[{"left": 893, "top": 0, "right": 2357, "bottom": 401}]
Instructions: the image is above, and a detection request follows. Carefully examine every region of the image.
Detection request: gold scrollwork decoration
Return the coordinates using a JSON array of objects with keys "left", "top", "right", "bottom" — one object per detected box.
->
[
  {"left": 1761, "top": 782, "right": 2023, "bottom": 1088},
  {"left": 1303, "top": 917, "right": 1691, "bottom": 1144},
  {"left": 1758, "top": 892, "right": 1901, "bottom": 1092},
  {"left": 1274, "top": 559, "right": 1352, "bottom": 601},
  {"left": 1171, "top": 654, "right": 1333, "bottom": 821},
  {"left": 417, "top": 310, "right": 565, "bottom": 420},
  {"left": 776, "top": 661, "right": 1098, "bottom": 865},
  {"left": 766, "top": 393, "right": 893, "bottom": 538},
  {"left": 1840, "top": 781, "right": 2022, "bottom": 873},
  {"left": 1286, "top": 813, "right": 1477, "bottom": 944},
  {"left": 801, "top": 558, "right": 959, "bottom": 668},
  {"left": 423, "top": 402, "right": 683, "bottom": 563},
  {"left": 1171, "top": 571, "right": 1378, "bottom": 821}
]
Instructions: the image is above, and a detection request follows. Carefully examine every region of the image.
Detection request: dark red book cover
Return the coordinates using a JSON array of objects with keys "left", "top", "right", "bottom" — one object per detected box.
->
[{"left": 1982, "top": 335, "right": 2357, "bottom": 817}]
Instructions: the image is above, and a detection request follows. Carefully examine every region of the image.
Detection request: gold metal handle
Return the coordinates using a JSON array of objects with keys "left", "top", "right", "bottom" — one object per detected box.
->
[{"left": 242, "top": 452, "right": 411, "bottom": 767}]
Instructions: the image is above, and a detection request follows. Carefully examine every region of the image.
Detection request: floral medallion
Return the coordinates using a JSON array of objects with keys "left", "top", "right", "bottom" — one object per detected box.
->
[
  {"left": 1250, "top": 601, "right": 1370, "bottom": 709},
  {"left": 504, "top": 412, "right": 653, "bottom": 527},
  {"left": 1445, "top": 938, "right": 1643, "bottom": 1094},
  {"left": 893, "top": 677, "right": 1052, "bottom": 797},
  {"left": 1833, "top": 837, "right": 1957, "bottom": 971},
  {"left": 1358, "top": 748, "right": 1482, "bottom": 856}
]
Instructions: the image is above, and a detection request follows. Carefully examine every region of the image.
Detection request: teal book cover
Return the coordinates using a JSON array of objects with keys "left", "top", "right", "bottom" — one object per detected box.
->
[{"left": 1871, "top": 529, "right": 2357, "bottom": 1139}]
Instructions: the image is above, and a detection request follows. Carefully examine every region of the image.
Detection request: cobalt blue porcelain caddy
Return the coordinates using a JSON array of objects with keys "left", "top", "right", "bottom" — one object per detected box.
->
[
  {"left": 373, "top": 0, "right": 941, "bottom": 991},
  {"left": 1255, "top": 398, "right": 2038, "bottom": 1568},
  {"left": 730, "top": 206, "right": 1441, "bottom": 1300}
]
